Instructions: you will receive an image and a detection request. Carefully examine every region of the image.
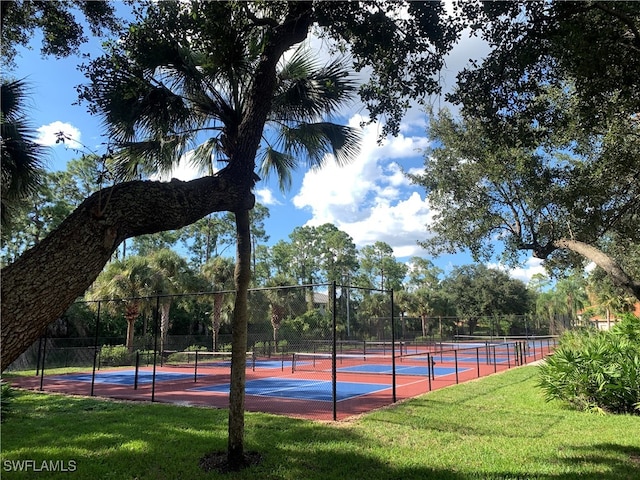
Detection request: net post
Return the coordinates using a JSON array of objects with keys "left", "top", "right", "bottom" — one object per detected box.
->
[
  {"left": 426, "top": 353, "right": 432, "bottom": 391},
  {"left": 194, "top": 350, "right": 199, "bottom": 382},
  {"left": 485, "top": 341, "right": 490, "bottom": 365},
  {"left": 454, "top": 349, "right": 459, "bottom": 384},
  {"left": 476, "top": 347, "right": 480, "bottom": 378},
  {"left": 134, "top": 351, "right": 140, "bottom": 390}
]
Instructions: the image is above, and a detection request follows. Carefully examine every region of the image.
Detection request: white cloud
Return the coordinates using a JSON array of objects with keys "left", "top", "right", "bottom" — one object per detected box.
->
[
  {"left": 292, "top": 115, "right": 434, "bottom": 258},
  {"left": 488, "top": 257, "right": 547, "bottom": 284},
  {"left": 153, "top": 150, "right": 213, "bottom": 182},
  {"left": 256, "top": 188, "right": 281, "bottom": 206},
  {"left": 36, "top": 121, "right": 82, "bottom": 149}
]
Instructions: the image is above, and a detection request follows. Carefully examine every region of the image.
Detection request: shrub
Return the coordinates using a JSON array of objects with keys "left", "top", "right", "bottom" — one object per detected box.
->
[
  {"left": 1, "top": 381, "right": 16, "bottom": 422},
  {"left": 100, "top": 345, "right": 132, "bottom": 366},
  {"left": 538, "top": 315, "right": 640, "bottom": 414},
  {"left": 185, "top": 345, "right": 208, "bottom": 352}
]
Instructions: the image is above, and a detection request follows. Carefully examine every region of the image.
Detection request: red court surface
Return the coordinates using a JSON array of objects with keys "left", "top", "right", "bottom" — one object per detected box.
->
[{"left": 8, "top": 342, "right": 554, "bottom": 421}]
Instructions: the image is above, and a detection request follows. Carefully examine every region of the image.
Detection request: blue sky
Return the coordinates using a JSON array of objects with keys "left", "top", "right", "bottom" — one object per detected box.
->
[{"left": 6, "top": 9, "right": 546, "bottom": 283}]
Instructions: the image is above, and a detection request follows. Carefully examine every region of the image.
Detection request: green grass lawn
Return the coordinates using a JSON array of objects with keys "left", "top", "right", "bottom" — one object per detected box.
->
[{"left": 2, "top": 365, "right": 639, "bottom": 479}]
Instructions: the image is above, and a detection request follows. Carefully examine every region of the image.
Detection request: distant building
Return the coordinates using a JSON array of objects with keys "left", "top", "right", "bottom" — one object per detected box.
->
[
  {"left": 313, "top": 292, "right": 329, "bottom": 312},
  {"left": 579, "top": 302, "right": 640, "bottom": 330}
]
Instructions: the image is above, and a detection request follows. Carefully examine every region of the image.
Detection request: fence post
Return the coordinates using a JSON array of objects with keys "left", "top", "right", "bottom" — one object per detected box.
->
[
  {"left": 390, "top": 288, "right": 396, "bottom": 403},
  {"left": 39, "top": 328, "right": 48, "bottom": 391},
  {"left": 91, "top": 301, "right": 101, "bottom": 396},
  {"left": 332, "top": 281, "right": 337, "bottom": 421},
  {"left": 151, "top": 294, "right": 160, "bottom": 402},
  {"left": 35, "top": 336, "right": 43, "bottom": 377}
]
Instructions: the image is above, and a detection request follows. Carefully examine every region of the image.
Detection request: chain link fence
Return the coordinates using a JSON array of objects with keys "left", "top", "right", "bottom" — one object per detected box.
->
[{"left": 7, "top": 283, "right": 556, "bottom": 420}]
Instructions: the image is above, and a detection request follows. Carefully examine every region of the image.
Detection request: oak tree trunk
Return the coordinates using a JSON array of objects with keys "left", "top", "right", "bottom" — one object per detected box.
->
[{"left": 1, "top": 174, "right": 253, "bottom": 371}]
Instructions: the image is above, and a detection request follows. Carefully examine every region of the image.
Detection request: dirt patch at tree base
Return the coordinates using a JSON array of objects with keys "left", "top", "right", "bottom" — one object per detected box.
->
[{"left": 199, "top": 450, "right": 263, "bottom": 474}]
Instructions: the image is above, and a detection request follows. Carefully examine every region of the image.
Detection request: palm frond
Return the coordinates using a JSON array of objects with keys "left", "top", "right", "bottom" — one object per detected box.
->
[
  {"left": 86, "top": 12, "right": 359, "bottom": 195},
  {"left": 1, "top": 79, "right": 47, "bottom": 226},
  {"left": 113, "top": 134, "right": 189, "bottom": 181},
  {"left": 273, "top": 48, "right": 357, "bottom": 123},
  {"left": 258, "top": 146, "right": 297, "bottom": 192},
  {"left": 191, "top": 137, "right": 226, "bottom": 174},
  {"left": 278, "top": 44, "right": 320, "bottom": 82},
  {"left": 279, "top": 122, "right": 361, "bottom": 169}
]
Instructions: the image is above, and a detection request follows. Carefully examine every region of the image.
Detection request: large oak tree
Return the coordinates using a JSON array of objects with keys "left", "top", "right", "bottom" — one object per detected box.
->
[
  {"left": 1, "top": 0, "right": 459, "bottom": 469},
  {"left": 411, "top": 108, "right": 640, "bottom": 301},
  {"left": 411, "top": 1, "right": 640, "bottom": 300}
]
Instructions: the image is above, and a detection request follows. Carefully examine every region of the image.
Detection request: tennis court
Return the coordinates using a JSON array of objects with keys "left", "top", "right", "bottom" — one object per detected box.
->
[
  {"left": 10, "top": 336, "right": 556, "bottom": 421},
  {"left": 191, "top": 377, "right": 389, "bottom": 402},
  {"left": 336, "top": 364, "right": 465, "bottom": 376},
  {"left": 50, "top": 370, "right": 198, "bottom": 385}
]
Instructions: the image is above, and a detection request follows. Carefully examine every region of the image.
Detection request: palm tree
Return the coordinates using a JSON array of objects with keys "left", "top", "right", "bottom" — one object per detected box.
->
[
  {"left": 88, "top": 5, "right": 360, "bottom": 465},
  {"left": 202, "top": 256, "right": 235, "bottom": 351},
  {"left": 556, "top": 273, "right": 588, "bottom": 328},
  {"left": 148, "top": 249, "right": 190, "bottom": 352},
  {"left": 1, "top": 79, "right": 46, "bottom": 228},
  {"left": 89, "top": 256, "right": 156, "bottom": 353},
  {"left": 392, "top": 289, "right": 413, "bottom": 340},
  {"left": 264, "top": 275, "right": 303, "bottom": 351}
]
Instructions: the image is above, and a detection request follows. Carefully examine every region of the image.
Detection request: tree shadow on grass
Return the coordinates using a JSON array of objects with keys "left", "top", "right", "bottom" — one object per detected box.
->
[
  {"left": 2, "top": 391, "right": 640, "bottom": 480},
  {"left": 0, "top": 393, "right": 479, "bottom": 480},
  {"left": 551, "top": 443, "right": 640, "bottom": 480}
]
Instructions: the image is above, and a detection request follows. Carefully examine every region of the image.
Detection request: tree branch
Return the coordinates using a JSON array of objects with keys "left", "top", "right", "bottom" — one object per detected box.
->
[
  {"left": 551, "top": 238, "right": 640, "bottom": 301},
  {"left": 1, "top": 174, "right": 254, "bottom": 370},
  {"left": 594, "top": 2, "right": 640, "bottom": 49}
]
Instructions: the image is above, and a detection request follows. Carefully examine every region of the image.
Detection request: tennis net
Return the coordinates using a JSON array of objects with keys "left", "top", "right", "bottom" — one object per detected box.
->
[
  {"left": 163, "top": 350, "right": 256, "bottom": 370},
  {"left": 291, "top": 352, "right": 396, "bottom": 374}
]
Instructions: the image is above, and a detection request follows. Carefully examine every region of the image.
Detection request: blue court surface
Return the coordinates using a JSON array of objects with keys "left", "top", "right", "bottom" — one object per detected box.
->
[
  {"left": 337, "top": 364, "right": 469, "bottom": 376},
  {"left": 253, "top": 360, "right": 295, "bottom": 369},
  {"left": 51, "top": 370, "right": 196, "bottom": 385},
  {"left": 191, "top": 377, "right": 389, "bottom": 402}
]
